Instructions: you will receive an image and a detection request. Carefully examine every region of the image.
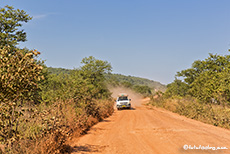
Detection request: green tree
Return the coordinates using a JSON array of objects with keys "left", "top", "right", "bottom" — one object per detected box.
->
[
  {"left": 41, "top": 56, "right": 113, "bottom": 104},
  {"left": 40, "top": 73, "right": 68, "bottom": 102},
  {"left": 164, "top": 79, "right": 189, "bottom": 98},
  {"left": 177, "top": 54, "right": 230, "bottom": 85},
  {"left": 133, "top": 85, "right": 152, "bottom": 96},
  {"left": 0, "top": 5, "right": 32, "bottom": 48},
  {"left": 176, "top": 53, "right": 230, "bottom": 104},
  {"left": 121, "top": 81, "right": 133, "bottom": 88},
  {"left": 80, "top": 56, "right": 112, "bottom": 99},
  {"left": 78, "top": 56, "right": 112, "bottom": 117}
]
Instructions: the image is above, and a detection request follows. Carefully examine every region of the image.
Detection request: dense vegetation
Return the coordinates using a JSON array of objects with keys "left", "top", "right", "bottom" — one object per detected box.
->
[
  {"left": 165, "top": 53, "right": 230, "bottom": 106},
  {"left": 105, "top": 73, "right": 166, "bottom": 91},
  {"left": 3, "top": 4, "right": 229, "bottom": 153},
  {"left": 0, "top": 48, "right": 114, "bottom": 153},
  {"left": 105, "top": 73, "right": 166, "bottom": 96},
  {"left": 0, "top": 5, "right": 164, "bottom": 153},
  {"left": 150, "top": 53, "right": 230, "bottom": 129},
  {"left": 47, "top": 67, "right": 166, "bottom": 97},
  {"left": 0, "top": 6, "right": 114, "bottom": 153}
]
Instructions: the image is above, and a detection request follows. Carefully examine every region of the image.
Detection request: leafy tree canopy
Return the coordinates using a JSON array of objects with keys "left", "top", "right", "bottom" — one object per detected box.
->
[
  {"left": 164, "top": 79, "right": 189, "bottom": 98},
  {"left": 175, "top": 53, "right": 230, "bottom": 105},
  {"left": 177, "top": 53, "right": 230, "bottom": 85},
  {"left": 79, "top": 56, "right": 112, "bottom": 99},
  {"left": 0, "top": 5, "right": 32, "bottom": 48}
]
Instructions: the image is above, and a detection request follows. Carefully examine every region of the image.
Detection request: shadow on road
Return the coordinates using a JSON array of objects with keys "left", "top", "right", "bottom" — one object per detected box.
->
[
  {"left": 117, "top": 107, "right": 136, "bottom": 111},
  {"left": 71, "top": 144, "right": 107, "bottom": 153},
  {"left": 101, "top": 119, "right": 111, "bottom": 122}
]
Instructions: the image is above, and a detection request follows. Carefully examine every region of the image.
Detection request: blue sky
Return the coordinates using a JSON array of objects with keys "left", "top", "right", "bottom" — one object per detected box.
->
[{"left": 1, "top": 0, "right": 230, "bottom": 84}]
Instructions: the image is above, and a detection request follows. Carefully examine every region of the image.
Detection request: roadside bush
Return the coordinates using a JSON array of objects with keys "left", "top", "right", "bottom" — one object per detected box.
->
[
  {"left": 164, "top": 79, "right": 189, "bottom": 98},
  {"left": 0, "top": 4, "right": 115, "bottom": 153},
  {"left": 1, "top": 98, "right": 114, "bottom": 154},
  {"left": 133, "top": 85, "right": 152, "bottom": 97},
  {"left": 177, "top": 53, "right": 230, "bottom": 106},
  {"left": 0, "top": 46, "right": 44, "bottom": 151},
  {"left": 151, "top": 52, "right": 230, "bottom": 130},
  {"left": 149, "top": 96, "right": 230, "bottom": 129},
  {"left": 0, "top": 52, "right": 114, "bottom": 153}
]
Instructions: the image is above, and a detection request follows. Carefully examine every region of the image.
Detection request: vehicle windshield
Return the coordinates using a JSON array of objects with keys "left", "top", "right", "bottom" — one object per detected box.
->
[{"left": 118, "top": 96, "right": 128, "bottom": 101}]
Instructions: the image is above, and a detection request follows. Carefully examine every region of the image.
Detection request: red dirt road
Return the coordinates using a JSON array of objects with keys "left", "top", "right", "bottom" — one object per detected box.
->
[{"left": 71, "top": 98, "right": 230, "bottom": 154}]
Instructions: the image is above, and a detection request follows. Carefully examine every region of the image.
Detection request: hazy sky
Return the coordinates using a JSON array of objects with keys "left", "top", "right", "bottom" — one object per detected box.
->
[{"left": 1, "top": 0, "right": 230, "bottom": 84}]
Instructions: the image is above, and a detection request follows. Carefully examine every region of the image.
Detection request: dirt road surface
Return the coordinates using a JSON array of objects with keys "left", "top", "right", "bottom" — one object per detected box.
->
[{"left": 70, "top": 98, "right": 230, "bottom": 154}]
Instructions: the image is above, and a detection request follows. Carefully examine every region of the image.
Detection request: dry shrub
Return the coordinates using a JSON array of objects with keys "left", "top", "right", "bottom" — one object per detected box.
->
[
  {"left": 163, "top": 99, "right": 178, "bottom": 111},
  {"left": 150, "top": 96, "right": 230, "bottom": 129},
  {"left": 38, "top": 131, "right": 70, "bottom": 154},
  {"left": 0, "top": 97, "right": 114, "bottom": 154},
  {"left": 36, "top": 99, "right": 113, "bottom": 154},
  {"left": 95, "top": 99, "right": 114, "bottom": 120}
]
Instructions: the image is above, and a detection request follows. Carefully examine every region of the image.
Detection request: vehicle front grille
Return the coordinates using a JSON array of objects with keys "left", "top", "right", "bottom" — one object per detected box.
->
[{"left": 120, "top": 102, "right": 128, "bottom": 105}]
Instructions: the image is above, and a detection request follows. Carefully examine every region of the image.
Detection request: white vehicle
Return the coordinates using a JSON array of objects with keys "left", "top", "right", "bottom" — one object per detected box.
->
[{"left": 116, "top": 93, "right": 131, "bottom": 110}]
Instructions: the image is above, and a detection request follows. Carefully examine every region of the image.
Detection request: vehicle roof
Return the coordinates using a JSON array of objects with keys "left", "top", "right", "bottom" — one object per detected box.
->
[{"left": 118, "top": 93, "right": 128, "bottom": 97}]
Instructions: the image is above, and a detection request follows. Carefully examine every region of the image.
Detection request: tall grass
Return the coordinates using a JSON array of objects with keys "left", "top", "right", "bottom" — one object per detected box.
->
[{"left": 0, "top": 99, "right": 114, "bottom": 154}]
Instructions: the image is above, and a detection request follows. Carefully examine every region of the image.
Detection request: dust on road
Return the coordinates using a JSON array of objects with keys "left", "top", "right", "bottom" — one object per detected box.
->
[{"left": 109, "top": 87, "right": 143, "bottom": 107}]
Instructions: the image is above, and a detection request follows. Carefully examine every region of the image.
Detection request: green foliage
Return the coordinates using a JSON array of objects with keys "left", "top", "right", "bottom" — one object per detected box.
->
[
  {"left": 105, "top": 73, "right": 166, "bottom": 92},
  {"left": 41, "top": 73, "right": 69, "bottom": 102},
  {"left": 133, "top": 85, "right": 152, "bottom": 96},
  {"left": 40, "top": 56, "right": 113, "bottom": 126},
  {"left": 47, "top": 67, "right": 72, "bottom": 75},
  {"left": 41, "top": 56, "right": 112, "bottom": 103},
  {"left": 0, "top": 5, "right": 114, "bottom": 153},
  {"left": 1, "top": 54, "right": 114, "bottom": 153},
  {"left": 80, "top": 56, "right": 112, "bottom": 99},
  {"left": 177, "top": 54, "right": 230, "bottom": 84},
  {"left": 121, "top": 81, "right": 133, "bottom": 88},
  {"left": 152, "top": 52, "right": 230, "bottom": 130},
  {"left": 164, "top": 79, "right": 189, "bottom": 98},
  {"left": 105, "top": 73, "right": 166, "bottom": 96},
  {"left": 0, "top": 5, "right": 32, "bottom": 48},
  {"left": 176, "top": 53, "right": 230, "bottom": 105},
  {"left": 46, "top": 67, "right": 167, "bottom": 96}
]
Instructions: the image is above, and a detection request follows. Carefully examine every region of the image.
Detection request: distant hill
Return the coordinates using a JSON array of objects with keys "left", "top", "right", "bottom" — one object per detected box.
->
[
  {"left": 47, "top": 67, "right": 166, "bottom": 92},
  {"left": 47, "top": 67, "right": 72, "bottom": 75},
  {"left": 105, "top": 73, "right": 166, "bottom": 92}
]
